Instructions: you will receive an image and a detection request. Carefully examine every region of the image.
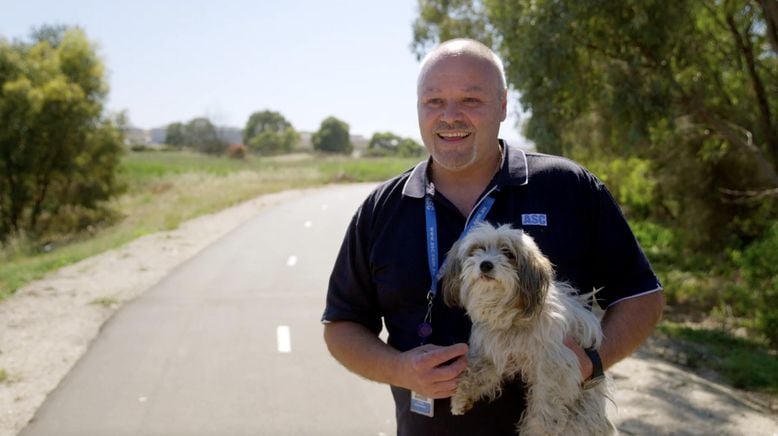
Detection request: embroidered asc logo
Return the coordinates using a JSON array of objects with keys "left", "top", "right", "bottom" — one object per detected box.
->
[{"left": 521, "top": 214, "right": 548, "bottom": 226}]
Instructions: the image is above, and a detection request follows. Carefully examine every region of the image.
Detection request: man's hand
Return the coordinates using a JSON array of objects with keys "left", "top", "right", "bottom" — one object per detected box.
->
[
  {"left": 397, "top": 343, "right": 469, "bottom": 399},
  {"left": 563, "top": 292, "right": 665, "bottom": 383},
  {"left": 564, "top": 337, "right": 592, "bottom": 381}
]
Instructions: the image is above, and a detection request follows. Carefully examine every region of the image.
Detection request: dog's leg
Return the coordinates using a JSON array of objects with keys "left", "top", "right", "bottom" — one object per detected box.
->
[
  {"left": 560, "top": 382, "right": 617, "bottom": 435},
  {"left": 516, "top": 345, "right": 581, "bottom": 435},
  {"left": 450, "top": 356, "right": 503, "bottom": 415}
]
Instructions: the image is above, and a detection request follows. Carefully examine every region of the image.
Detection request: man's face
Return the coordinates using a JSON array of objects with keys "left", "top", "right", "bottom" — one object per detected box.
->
[{"left": 417, "top": 54, "right": 507, "bottom": 173}]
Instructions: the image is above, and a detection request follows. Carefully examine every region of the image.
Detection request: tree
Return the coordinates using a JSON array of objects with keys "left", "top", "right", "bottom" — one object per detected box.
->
[
  {"left": 312, "top": 116, "right": 352, "bottom": 154},
  {"left": 367, "top": 131, "right": 425, "bottom": 157},
  {"left": 412, "top": 0, "right": 777, "bottom": 248},
  {"left": 184, "top": 117, "right": 226, "bottom": 154},
  {"left": 243, "top": 110, "right": 299, "bottom": 155},
  {"left": 165, "top": 122, "right": 186, "bottom": 148},
  {"left": 0, "top": 25, "right": 124, "bottom": 241}
]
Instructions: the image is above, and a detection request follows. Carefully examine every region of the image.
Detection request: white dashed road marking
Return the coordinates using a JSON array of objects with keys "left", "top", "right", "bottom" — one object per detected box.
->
[{"left": 276, "top": 326, "right": 291, "bottom": 353}]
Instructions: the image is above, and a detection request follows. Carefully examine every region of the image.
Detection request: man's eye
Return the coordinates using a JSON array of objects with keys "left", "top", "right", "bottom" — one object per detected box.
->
[
  {"left": 463, "top": 97, "right": 481, "bottom": 104},
  {"left": 426, "top": 98, "right": 443, "bottom": 106}
]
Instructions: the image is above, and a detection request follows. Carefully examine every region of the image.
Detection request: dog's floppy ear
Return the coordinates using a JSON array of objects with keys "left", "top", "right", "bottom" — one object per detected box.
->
[
  {"left": 442, "top": 238, "right": 464, "bottom": 307},
  {"left": 512, "top": 231, "right": 553, "bottom": 319}
]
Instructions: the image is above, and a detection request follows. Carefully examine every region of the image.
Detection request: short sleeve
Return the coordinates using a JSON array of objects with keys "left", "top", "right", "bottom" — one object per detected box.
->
[
  {"left": 588, "top": 177, "right": 662, "bottom": 308},
  {"left": 321, "top": 202, "right": 383, "bottom": 335}
]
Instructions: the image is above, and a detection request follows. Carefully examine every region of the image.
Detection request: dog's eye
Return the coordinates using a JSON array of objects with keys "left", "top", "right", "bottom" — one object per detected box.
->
[
  {"left": 468, "top": 245, "right": 484, "bottom": 256},
  {"left": 501, "top": 247, "right": 516, "bottom": 260}
]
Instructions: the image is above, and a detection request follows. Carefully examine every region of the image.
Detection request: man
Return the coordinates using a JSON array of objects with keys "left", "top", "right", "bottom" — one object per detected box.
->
[{"left": 322, "top": 39, "right": 664, "bottom": 435}]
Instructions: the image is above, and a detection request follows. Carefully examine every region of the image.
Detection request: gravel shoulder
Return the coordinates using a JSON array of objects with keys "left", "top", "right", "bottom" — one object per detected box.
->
[{"left": 1, "top": 185, "right": 776, "bottom": 436}]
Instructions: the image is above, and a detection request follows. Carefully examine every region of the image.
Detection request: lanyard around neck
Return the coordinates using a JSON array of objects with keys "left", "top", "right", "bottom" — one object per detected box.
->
[{"left": 419, "top": 189, "right": 496, "bottom": 342}]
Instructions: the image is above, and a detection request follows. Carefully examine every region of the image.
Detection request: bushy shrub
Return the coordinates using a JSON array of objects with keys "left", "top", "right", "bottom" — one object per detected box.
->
[
  {"left": 226, "top": 143, "right": 248, "bottom": 160},
  {"left": 729, "top": 221, "right": 778, "bottom": 346}
]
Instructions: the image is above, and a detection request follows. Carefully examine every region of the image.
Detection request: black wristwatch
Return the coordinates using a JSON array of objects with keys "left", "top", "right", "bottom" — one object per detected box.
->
[{"left": 582, "top": 347, "right": 605, "bottom": 390}]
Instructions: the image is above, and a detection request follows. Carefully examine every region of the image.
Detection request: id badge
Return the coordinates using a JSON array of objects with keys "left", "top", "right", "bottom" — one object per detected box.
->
[{"left": 410, "top": 391, "right": 434, "bottom": 417}]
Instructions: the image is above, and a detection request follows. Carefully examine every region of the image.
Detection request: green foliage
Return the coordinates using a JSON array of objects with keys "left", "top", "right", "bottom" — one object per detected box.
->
[
  {"left": 165, "top": 122, "right": 186, "bottom": 148},
  {"left": 162, "top": 118, "right": 227, "bottom": 154},
  {"left": 580, "top": 156, "right": 656, "bottom": 219},
  {"left": 243, "top": 110, "right": 299, "bottom": 155},
  {"left": 183, "top": 117, "right": 227, "bottom": 155},
  {"left": 366, "top": 131, "right": 425, "bottom": 157},
  {"left": 312, "top": 116, "right": 352, "bottom": 154},
  {"left": 729, "top": 221, "right": 778, "bottom": 346},
  {"left": 0, "top": 25, "right": 124, "bottom": 242},
  {"left": 412, "top": 0, "right": 778, "bottom": 250}
]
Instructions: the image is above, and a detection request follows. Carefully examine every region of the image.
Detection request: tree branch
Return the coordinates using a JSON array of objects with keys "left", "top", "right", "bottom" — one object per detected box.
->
[
  {"left": 693, "top": 110, "right": 778, "bottom": 187},
  {"left": 756, "top": 0, "right": 778, "bottom": 54},
  {"left": 725, "top": 12, "right": 777, "bottom": 159}
]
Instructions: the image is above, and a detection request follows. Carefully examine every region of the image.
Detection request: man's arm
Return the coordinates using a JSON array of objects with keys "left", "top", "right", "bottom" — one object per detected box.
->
[
  {"left": 323, "top": 320, "right": 469, "bottom": 399},
  {"left": 569, "top": 291, "right": 665, "bottom": 379}
]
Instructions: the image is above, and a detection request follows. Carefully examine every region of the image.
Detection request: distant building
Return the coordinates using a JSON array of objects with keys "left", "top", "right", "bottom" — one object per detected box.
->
[
  {"left": 149, "top": 127, "right": 167, "bottom": 144},
  {"left": 215, "top": 127, "right": 242, "bottom": 145},
  {"left": 122, "top": 127, "right": 150, "bottom": 146}
]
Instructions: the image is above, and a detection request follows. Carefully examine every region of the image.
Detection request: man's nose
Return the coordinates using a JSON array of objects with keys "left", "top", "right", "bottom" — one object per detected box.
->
[{"left": 440, "top": 102, "right": 463, "bottom": 122}]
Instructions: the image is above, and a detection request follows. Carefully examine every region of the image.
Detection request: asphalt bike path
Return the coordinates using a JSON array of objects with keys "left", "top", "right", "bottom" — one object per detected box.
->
[{"left": 21, "top": 184, "right": 395, "bottom": 436}]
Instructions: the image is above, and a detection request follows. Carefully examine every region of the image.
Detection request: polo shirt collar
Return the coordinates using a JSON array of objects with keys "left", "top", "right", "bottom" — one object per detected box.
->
[{"left": 401, "top": 139, "right": 528, "bottom": 199}]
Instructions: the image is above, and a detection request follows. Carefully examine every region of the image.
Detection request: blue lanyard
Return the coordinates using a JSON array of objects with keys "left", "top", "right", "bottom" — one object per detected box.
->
[{"left": 419, "top": 190, "right": 496, "bottom": 342}]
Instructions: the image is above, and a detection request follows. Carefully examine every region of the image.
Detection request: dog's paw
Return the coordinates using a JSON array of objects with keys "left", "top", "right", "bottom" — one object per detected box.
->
[{"left": 450, "top": 395, "right": 474, "bottom": 415}]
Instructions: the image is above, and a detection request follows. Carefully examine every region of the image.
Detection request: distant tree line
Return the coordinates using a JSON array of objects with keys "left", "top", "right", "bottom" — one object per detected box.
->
[{"left": 162, "top": 112, "right": 424, "bottom": 158}]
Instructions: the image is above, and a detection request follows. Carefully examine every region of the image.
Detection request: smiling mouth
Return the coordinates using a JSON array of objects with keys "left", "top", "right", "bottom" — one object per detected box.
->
[{"left": 436, "top": 131, "right": 472, "bottom": 141}]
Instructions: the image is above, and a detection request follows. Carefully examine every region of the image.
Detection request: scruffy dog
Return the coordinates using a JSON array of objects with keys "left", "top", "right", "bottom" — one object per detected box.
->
[{"left": 443, "top": 222, "right": 615, "bottom": 435}]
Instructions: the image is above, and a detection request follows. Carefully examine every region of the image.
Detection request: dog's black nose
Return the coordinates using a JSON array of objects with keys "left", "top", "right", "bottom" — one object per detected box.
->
[{"left": 480, "top": 260, "right": 494, "bottom": 273}]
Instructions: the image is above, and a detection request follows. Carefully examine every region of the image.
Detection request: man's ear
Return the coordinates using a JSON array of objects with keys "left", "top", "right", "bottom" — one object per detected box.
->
[
  {"left": 442, "top": 239, "right": 464, "bottom": 307},
  {"left": 500, "top": 89, "right": 508, "bottom": 121}
]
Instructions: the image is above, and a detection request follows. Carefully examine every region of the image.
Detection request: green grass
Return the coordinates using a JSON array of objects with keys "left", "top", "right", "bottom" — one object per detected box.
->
[
  {"left": 0, "top": 368, "right": 8, "bottom": 383},
  {"left": 90, "top": 297, "right": 121, "bottom": 307},
  {"left": 0, "top": 151, "right": 422, "bottom": 301},
  {"left": 657, "top": 321, "right": 778, "bottom": 394}
]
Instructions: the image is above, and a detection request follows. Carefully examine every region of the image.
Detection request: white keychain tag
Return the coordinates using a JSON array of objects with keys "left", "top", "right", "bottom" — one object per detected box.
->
[{"left": 410, "top": 391, "right": 434, "bottom": 417}]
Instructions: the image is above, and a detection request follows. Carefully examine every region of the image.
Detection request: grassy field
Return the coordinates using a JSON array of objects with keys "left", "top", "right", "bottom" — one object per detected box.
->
[{"left": 0, "top": 151, "right": 422, "bottom": 301}]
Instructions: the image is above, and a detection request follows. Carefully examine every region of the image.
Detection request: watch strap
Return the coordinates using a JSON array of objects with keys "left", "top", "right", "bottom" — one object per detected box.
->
[{"left": 582, "top": 347, "right": 605, "bottom": 390}]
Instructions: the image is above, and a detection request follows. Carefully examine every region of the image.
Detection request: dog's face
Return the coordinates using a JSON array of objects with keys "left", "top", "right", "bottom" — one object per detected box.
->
[{"left": 442, "top": 223, "right": 553, "bottom": 328}]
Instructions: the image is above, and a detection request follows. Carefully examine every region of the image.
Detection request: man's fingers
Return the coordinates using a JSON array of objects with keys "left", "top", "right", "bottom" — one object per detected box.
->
[
  {"left": 416, "top": 343, "right": 468, "bottom": 369},
  {"left": 429, "top": 379, "right": 459, "bottom": 399}
]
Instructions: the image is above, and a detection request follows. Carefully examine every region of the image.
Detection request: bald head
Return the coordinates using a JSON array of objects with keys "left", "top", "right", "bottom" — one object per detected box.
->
[{"left": 417, "top": 38, "right": 507, "bottom": 96}]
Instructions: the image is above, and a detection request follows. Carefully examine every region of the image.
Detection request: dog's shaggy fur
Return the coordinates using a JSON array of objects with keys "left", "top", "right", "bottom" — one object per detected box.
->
[{"left": 443, "top": 223, "right": 615, "bottom": 435}]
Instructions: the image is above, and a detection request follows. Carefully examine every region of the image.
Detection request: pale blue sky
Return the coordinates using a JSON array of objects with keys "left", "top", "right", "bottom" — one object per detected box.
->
[{"left": 2, "top": 0, "right": 530, "bottom": 147}]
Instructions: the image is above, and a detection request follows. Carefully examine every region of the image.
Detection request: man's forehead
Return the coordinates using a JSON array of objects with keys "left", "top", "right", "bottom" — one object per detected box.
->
[
  {"left": 419, "top": 83, "right": 492, "bottom": 94},
  {"left": 419, "top": 53, "right": 500, "bottom": 86}
]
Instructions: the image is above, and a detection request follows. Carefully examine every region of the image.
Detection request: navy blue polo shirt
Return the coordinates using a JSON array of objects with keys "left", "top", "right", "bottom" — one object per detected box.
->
[{"left": 322, "top": 141, "right": 661, "bottom": 435}]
